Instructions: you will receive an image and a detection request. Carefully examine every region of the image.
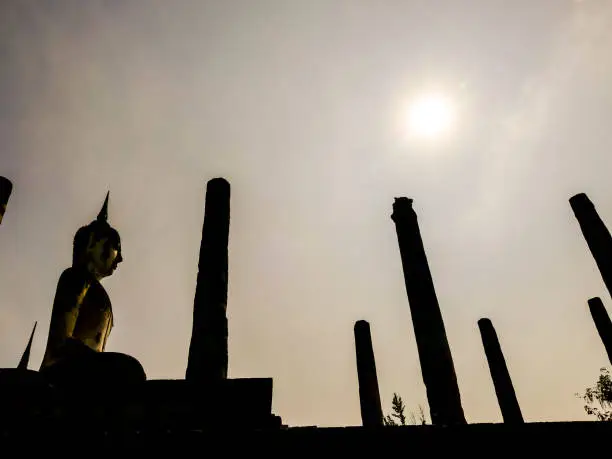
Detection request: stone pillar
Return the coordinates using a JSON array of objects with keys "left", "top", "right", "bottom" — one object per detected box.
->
[
  {"left": 588, "top": 297, "right": 612, "bottom": 366},
  {"left": 391, "top": 197, "right": 466, "bottom": 425},
  {"left": 570, "top": 193, "right": 612, "bottom": 298},
  {"left": 354, "top": 320, "right": 383, "bottom": 427},
  {"left": 186, "top": 178, "right": 230, "bottom": 382},
  {"left": 0, "top": 176, "right": 13, "bottom": 225},
  {"left": 477, "top": 318, "right": 523, "bottom": 424}
]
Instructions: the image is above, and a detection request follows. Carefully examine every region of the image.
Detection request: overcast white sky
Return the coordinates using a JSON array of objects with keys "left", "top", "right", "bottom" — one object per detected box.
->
[{"left": 2, "top": 0, "right": 612, "bottom": 426}]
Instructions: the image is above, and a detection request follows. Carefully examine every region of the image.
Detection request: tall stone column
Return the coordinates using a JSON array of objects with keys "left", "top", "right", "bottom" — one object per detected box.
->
[
  {"left": 570, "top": 193, "right": 612, "bottom": 298},
  {"left": 354, "top": 320, "right": 383, "bottom": 427},
  {"left": 588, "top": 297, "right": 612, "bottom": 366},
  {"left": 477, "top": 318, "right": 523, "bottom": 424},
  {"left": 391, "top": 197, "right": 466, "bottom": 425},
  {"left": 186, "top": 178, "right": 230, "bottom": 382},
  {"left": 0, "top": 176, "right": 13, "bottom": 225}
]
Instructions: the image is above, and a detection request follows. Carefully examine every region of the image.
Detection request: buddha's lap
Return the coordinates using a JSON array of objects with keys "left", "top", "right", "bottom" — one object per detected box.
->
[{"left": 41, "top": 351, "right": 146, "bottom": 385}]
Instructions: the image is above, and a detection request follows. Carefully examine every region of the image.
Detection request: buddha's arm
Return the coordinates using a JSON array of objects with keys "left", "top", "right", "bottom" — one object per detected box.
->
[
  {"left": 48, "top": 270, "right": 91, "bottom": 346},
  {"left": 41, "top": 270, "right": 93, "bottom": 368}
]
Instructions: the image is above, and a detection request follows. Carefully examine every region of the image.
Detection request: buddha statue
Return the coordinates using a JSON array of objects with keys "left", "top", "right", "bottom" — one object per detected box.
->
[{"left": 40, "top": 193, "right": 145, "bottom": 386}]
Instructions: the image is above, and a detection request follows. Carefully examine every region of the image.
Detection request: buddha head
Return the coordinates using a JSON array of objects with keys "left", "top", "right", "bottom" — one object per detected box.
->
[{"left": 72, "top": 192, "right": 123, "bottom": 280}]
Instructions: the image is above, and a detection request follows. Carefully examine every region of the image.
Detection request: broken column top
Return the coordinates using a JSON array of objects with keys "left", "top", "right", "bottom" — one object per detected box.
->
[
  {"left": 208, "top": 177, "right": 230, "bottom": 188},
  {"left": 0, "top": 176, "right": 12, "bottom": 225},
  {"left": 391, "top": 197, "right": 415, "bottom": 221},
  {"left": 0, "top": 176, "right": 12, "bottom": 191},
  {"left": 204, "top": 178, "right": 230, "bottom": 211},
  {"left": 569, "top": 193, "right": 592, "bottom": 209},
  {"left": 393, "top": 197, "right": 414, "bottom": 207}
]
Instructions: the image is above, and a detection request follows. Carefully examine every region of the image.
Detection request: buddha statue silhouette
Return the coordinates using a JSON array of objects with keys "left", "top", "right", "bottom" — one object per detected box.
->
[{"left": 40, "top": 193, "right": 145, "bottom": 385}]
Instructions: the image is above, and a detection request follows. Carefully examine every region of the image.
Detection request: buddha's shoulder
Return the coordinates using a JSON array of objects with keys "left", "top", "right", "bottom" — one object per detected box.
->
[
  {"left": 58, "top": 267, "right": 89, "bottom": 286},
  {"left": 57, "top": 267, "right": 105, "bottom": 297}
]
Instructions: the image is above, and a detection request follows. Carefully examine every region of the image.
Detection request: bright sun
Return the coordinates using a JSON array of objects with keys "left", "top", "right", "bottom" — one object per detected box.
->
[{"left": 406, "top": 93, "right": 455, "bottom": 139}]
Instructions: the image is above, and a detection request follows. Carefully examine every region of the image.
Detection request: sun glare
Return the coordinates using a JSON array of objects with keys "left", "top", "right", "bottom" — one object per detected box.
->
[{"left": 406, "top": 93, "right": 455, "bottom": 139}]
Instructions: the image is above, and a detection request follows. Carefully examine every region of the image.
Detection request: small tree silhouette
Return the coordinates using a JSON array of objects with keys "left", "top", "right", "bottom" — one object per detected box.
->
[
  {"left": 416, "top": 404, "right": 427, "bottom": 425},
  {"left": 578, "top": 368, "right": 612, "bottom": 421},
  {"left": 383, "top": 393, "right": 427, "bottom": 426}
]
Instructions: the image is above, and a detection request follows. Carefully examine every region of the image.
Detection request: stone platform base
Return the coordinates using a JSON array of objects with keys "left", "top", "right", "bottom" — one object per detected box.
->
[{"left": 0, "top": 369, "right": 280, "bottom": 430}]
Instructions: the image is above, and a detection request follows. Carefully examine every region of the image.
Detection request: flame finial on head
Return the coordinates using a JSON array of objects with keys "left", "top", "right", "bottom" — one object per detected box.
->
[{"left": 97, "top": 191, "right": 110, "bottom": 222}]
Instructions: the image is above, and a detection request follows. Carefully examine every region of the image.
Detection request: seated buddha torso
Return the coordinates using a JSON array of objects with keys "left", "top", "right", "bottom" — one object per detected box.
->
[{"left": 41, "top": 267, "right": 113, "bottom": 369}]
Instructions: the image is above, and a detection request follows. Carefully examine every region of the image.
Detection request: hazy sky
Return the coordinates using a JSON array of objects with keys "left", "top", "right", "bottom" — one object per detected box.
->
[{"left": 2, "top": 0, "right": 612, "bottom": 427}]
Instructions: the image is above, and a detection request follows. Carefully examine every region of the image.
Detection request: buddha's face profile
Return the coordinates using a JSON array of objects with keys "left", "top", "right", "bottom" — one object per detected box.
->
[{"left": 86, "top": 231, "right": 123, "bottom": 279}]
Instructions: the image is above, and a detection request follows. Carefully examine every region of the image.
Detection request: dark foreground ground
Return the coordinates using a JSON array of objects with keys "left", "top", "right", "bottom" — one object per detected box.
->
[{"left": 2, "top": 421, "right": 610, "bottom": 456}]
